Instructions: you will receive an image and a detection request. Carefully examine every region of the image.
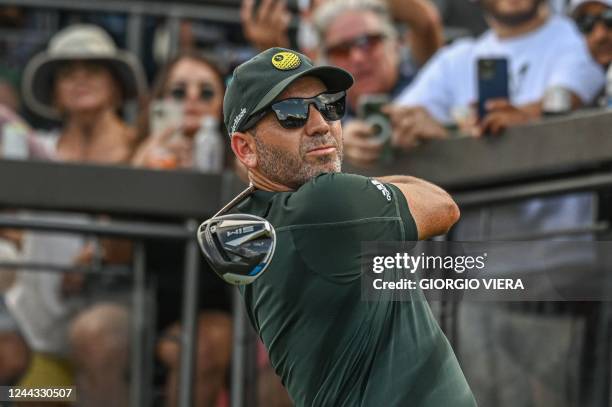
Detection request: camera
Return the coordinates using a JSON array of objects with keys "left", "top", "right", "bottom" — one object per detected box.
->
[{"left": 357, "top": 94, "right": 392, "bottom": 144}]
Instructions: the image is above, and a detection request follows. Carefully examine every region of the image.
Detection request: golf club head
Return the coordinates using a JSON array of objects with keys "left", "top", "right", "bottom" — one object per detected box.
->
[{"left": 197, "top": 214, "right": 276, "bottom": 285}]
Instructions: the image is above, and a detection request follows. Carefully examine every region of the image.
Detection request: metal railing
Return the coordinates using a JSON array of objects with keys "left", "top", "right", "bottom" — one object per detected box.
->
[
  {"left": 1, "top": 110, "right": 611, "bottom": 406},
  {"left": 0, "top": 214, "right": 200, "bottom": 406}
]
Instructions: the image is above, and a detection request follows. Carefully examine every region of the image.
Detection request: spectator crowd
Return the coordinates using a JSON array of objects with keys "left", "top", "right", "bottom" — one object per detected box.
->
[{"left": 0, "top": 0, "right": 611, "bottom": 406}]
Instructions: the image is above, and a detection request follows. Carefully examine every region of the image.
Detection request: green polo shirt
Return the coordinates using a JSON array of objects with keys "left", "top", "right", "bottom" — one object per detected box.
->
[{"left": 237, "top": 173, "right": 476, "bottom": 407}]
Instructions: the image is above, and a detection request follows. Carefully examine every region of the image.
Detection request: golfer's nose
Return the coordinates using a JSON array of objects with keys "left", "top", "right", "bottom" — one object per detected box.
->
[{"left": 304, "top": 104, "right": 330, "bottom": 137}]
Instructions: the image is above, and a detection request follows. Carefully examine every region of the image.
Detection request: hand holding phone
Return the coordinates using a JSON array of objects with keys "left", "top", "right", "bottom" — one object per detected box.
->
[
  {"left": 243, "top": 0, "right": 291, "bottom": 49},
  {"left": 134, "top": 100, "right": 185, "bottom": 169},
  {"left": 149, "top": 99, "right": 183, "bottom": 135},
  {"left": 477, "top": 58, "right": 509, "bottom": 120}
]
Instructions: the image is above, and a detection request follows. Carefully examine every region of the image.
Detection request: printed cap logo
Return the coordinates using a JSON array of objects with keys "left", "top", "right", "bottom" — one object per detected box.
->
[{"left": 271, "top": 52, "right": 301, "bottom": 71}]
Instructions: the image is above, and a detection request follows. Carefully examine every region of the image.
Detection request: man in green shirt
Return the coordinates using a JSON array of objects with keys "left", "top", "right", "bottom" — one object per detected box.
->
[{"left": 223, "top": 47, "right": 476, "bottom": 406}]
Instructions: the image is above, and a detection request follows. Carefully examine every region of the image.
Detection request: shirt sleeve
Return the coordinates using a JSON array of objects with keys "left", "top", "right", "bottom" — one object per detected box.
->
[
  {"left": 546, "top": 45, "right": 605, "bottom": 105},
  {"left": 282, "top": 173, "right": 418, "bottom": 282},
  {"left": 386, "top": 183, "right": 419, "bottom": 242},
  {"left": 283, "top": 173, "right": 417, "bottom": 241}
]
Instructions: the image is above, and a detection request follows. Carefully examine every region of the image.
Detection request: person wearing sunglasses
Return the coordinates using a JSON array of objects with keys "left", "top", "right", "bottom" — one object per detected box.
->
[
  {"left": 570, "top": 0, "right": 612, "bottom": 69},
  {"left": 394, "top": 1, "right": 606, "bottom": 406},
  {"left": 133, "top": 52, "right": 227, "bottom": 169},
  {"left": 395, "top": 0, "right": 604, "bottom": 138},
  {"left": 223, "top": 47, "right": 474, "bottom": 407},
  {"left": 313, "top": 0, "right": 442, "bottom": 114},
  {"left": 311, "top": 0, "right": 444, "bottom": 168},
  {"left": 133, "top": 53, "right": 233, "bottom": 407}
]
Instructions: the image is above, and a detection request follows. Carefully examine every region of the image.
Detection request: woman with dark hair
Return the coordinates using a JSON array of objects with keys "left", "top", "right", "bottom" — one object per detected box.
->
[
  {"left": 133, "top": 52, "right": 232, "bottom": 407},
  {"left": 133, "top": 52, "right": 228, "bottom": 169}
]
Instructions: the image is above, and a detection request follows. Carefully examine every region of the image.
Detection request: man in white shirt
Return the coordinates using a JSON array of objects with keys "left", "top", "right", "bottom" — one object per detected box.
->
[
  {"left": 391, "top": 2, "right": 606, "bottom": 406},
  {"left": 390, "top": 0, "right": 603, "bottom": 266},
  {"left": 390, "top": 0, "right": 604, "bottom": 143}
]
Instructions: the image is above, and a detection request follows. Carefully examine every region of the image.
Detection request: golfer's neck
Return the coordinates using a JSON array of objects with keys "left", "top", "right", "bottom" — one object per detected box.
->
[{"left": 249, "top": 171, "right": 294, "bottom": 192}]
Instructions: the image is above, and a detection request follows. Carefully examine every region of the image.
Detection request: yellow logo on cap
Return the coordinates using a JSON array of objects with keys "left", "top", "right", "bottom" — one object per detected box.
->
[{"left": 271, "top": 52, "right": 301, "bottom": 71}]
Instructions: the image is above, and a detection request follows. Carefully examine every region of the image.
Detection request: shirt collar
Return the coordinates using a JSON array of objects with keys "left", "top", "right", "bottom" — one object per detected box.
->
[{"left": 237, "top": 189, "right": 277, "bottom": 217}]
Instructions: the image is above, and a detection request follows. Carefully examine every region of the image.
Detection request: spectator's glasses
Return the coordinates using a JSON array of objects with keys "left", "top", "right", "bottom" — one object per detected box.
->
[
  {"left": 241, "top": 91, "right": 346, "bottom": 131},
  {"left": 326, "top": 33, "right": 386, "bottom": 59},
  {"left": 575, "top": 9, "right": 612, "bottom": 34},
  {"left": 167, "top": 82, "right": 216, "bottom": 102}
]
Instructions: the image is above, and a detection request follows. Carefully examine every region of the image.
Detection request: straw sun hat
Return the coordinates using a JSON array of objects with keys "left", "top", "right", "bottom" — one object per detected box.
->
[{"left": 22, "top": 24, "right": 146, "bottom": 120}]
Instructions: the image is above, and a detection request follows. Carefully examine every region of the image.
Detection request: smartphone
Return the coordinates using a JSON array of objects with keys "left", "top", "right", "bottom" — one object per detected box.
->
[
  {"left": 149, "top": 100, "right": 183, "bottom": 135},
  {"left": 357, "top": 94, "right": 392, "bottom": 144},
  {"left": 477, "top": 58, "right": 509, "bottom": 119},
  {"left": 252, "top": 0, "right": 306, "bottom": 49}
]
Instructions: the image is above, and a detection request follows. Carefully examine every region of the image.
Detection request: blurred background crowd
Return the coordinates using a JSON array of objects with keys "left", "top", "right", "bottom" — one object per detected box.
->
[{"left": 0, "top": 0, "right": 611, "bottom": 406}]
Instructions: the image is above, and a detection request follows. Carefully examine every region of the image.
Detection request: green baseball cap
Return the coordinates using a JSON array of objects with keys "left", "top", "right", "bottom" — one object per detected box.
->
[{"left": 224, "top": 47, "right": 354, "bottom": 136}]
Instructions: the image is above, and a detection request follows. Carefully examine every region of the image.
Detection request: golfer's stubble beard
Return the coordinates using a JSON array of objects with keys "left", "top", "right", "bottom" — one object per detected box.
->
[{"left": 254, "top": 132, "right": 343, "bottom": 191}]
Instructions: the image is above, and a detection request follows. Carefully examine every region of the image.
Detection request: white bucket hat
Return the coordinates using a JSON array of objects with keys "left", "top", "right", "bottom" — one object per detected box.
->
[
  {"left": 569, "top": 0, "right": 612, "bottom": 15},
  {"left": 22, "top": 24, "right": 146, "bottom": 120}
]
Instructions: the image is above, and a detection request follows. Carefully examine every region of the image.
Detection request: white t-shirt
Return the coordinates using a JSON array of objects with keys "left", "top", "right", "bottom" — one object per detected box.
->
[
  {"left": 5, "top": 133, "right": 88, "bottom": 355},
  {"left": 395, "top": 14, "right": 605, "bottom": 123},
  {"left": 6, "top": 217, "right": 88, "bottom": 354}
]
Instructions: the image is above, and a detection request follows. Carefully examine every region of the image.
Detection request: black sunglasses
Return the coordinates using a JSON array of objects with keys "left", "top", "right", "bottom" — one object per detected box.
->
[
  {"left": 575, "top": 9, "right": 612, "bottom": 34},
  {"left": 168, "top": 82, "right": 216, "bottom": 102},
  {"left": 326, "top": 33, "right": 386, "bottom": 58},
  {"left": 241, "top": 90, "right": 346, "bottom": 131}
]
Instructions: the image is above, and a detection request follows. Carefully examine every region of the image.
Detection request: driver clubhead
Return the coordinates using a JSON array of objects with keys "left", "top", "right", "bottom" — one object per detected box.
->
[{"left": 197, "top": 213, "right": 276, "bottom": 285}]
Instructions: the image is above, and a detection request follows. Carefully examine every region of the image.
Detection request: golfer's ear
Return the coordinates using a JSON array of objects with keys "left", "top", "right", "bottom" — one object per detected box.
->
[{"left": 231, "top": 131, "right": 257, "bottom": 169}]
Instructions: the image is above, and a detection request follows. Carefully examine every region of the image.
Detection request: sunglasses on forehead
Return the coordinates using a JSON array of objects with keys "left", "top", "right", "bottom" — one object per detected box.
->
[
  {"left": 326, "top": 33, "right": 386, "bottom": 59},
  {"left": 575, "top": 9, "right": 612, "bottom": 34},
  {"left": 240, "top": 90, "right": 347, "bottom": 131},
  {"left": 168, "top": 82, "right": 216, "bottom": 102}
]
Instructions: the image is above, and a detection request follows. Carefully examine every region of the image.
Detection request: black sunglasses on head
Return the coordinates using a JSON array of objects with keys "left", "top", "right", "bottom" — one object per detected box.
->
[
  {"left": 575, "top": 9, "right": 612, "bottom": 34},
  {"left": 168, "top": 82, "right": 216, "bottom": 102},
  {"left": 240, "top": 90, "right": 346, "bottom": 131}
]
